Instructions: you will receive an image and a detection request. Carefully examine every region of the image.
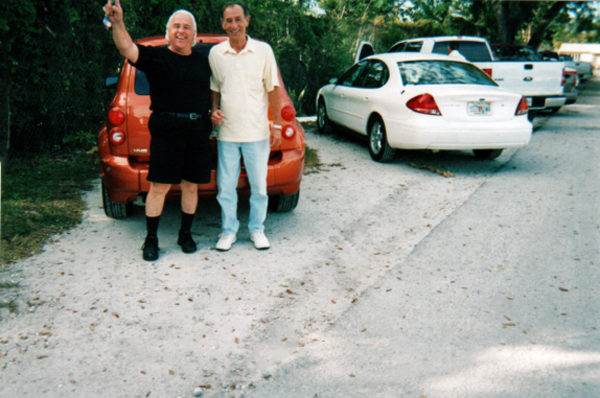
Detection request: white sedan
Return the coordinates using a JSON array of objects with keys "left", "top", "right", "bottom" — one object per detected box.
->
[{"left": 316, "top": 53, "right": 533, "bottom": 161}]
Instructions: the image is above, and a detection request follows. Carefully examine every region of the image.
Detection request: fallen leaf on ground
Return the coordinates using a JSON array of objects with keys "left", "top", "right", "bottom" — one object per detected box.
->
[{"left": 409, "top": 163, "right": 455, "bottom": 178}]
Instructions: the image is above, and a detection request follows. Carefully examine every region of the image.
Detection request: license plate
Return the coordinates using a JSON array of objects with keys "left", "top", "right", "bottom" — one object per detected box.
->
[{"left": 468, "top": 101, "right": 491, "bottom": 116}]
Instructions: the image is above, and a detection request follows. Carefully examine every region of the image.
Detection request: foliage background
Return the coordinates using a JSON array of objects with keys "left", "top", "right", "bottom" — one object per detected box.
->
[{"left": 0, "top": 0, "right": 598, "bottom": 159}]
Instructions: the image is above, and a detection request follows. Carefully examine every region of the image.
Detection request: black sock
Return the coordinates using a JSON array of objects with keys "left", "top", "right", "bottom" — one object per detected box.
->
[
  {"left": 146, "top": 216, "right": 160, "bottom": 238},
  {"left": 180, "top": 212, "right": 195, "bottom": 233}
]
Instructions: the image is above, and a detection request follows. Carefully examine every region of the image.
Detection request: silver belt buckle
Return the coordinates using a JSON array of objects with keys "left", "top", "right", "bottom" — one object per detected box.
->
[{"left": 190, "top": 113, "right": 199, "bottom": 120}]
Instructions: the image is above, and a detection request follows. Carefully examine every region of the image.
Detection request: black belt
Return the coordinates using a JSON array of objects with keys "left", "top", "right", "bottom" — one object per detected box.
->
[{"left": 158, "top": 112, "right": 203, "bottom": 120}]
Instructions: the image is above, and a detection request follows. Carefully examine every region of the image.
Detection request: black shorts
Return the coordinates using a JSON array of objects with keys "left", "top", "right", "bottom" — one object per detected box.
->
[{"left": 147, "top": 113, "right": 212, "bottom": 185}]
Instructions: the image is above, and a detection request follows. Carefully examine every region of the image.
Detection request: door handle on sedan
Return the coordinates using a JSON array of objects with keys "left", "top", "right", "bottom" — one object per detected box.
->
[{"left": 364, "top": 97, "right": 370, "bottom": 101}]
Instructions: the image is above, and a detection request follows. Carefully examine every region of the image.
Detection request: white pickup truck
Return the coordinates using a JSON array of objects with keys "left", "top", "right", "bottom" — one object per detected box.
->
[{"left": 358, "top": 36, "right": 566, "bottom": 119}]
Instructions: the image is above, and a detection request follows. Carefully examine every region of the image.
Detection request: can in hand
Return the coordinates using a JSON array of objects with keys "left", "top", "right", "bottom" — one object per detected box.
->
[{"left": 103, "top": 15, "right": 112, "bottom": 29}]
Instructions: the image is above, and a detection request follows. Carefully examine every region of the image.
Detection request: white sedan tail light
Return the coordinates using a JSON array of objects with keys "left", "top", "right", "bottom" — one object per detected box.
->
[
  {"left": 406, "top": 94, "right": 442, "bottom": 116},
  {"left": 515, "top": 96, "right": 529, "bottom": 116}
]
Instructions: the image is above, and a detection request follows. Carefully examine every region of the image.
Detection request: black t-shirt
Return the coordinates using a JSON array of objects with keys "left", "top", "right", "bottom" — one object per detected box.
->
[{"left": 132, "top": 44, "right": 211, "bottom": 115}]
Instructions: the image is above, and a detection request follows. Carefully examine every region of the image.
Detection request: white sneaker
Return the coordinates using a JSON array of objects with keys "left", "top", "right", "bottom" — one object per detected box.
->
[
  {"left": 250, "top": 231, "right": 270, "bottom": 250},
  {"left": 216, "top": 233, "right": 236, "bottom": 251}
]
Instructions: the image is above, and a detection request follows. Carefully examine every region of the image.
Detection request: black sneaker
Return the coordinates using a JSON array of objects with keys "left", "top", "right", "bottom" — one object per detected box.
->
[
  {"left": 177, "top": 230, "right": 197, "bottom": 254},
  {"left": 142, "top": 236, "right": 159, "bottom": 261}
]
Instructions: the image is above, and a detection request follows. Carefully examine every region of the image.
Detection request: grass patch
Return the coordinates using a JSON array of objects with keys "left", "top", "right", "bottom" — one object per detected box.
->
[
  {"left": 303, "top": 146, "right": 321, "bottom": 175},
  {"left": 1, "top": 150, "right": 100, "bottom": 263},
  {"left": 300, "top": 121, "right": 322, "bottom": 175}
]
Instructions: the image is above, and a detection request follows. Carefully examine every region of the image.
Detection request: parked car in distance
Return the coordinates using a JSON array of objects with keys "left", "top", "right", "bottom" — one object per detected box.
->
[
  {"left": 316, "top": 53, "right": 532, "bottom": 162},
  {"left": 540, "top": 50, "right": 593, "bottom": 81},
  {"left": 492, "top": 44, "right": 543, "bottom": 61},
  {"left": 99, "top": 35, "right": 305, "bottom": 219},
  {"left": 543, "top": 66, "right": 578, "bottom": 114},
  {"left": 563, "top": 67, "right": 579, "bottom": 106}
]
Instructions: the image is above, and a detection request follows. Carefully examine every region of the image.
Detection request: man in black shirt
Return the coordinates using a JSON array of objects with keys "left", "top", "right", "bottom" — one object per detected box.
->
[{"left": 103, "top": 0, "right": 212, "bottom": 261}]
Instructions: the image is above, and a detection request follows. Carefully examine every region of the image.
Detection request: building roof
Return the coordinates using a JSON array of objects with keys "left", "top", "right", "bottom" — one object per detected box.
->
[{"left": 558, "top": 43, "right": 600, "bottom": 55}]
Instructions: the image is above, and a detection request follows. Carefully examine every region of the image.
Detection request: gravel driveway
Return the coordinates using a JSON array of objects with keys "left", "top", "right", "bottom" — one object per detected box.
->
[{"left": 1, "top": 83, "right": 598, "bottom": 397}]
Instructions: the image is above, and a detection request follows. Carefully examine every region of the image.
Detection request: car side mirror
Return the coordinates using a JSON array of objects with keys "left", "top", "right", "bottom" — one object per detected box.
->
[
  {"left": 105, "top": 76, "right": 119, "bottom": 87},
  {"left": 329, "top": 77, "right": 339, "bottom": 85}
]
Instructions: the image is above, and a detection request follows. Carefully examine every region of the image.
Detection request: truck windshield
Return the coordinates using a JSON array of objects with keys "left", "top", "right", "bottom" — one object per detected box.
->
[
  {"left": 398, "top": 60, "right": 497, "bottom": 86},
  {"left": 432, "top": 41, "right": 493, "bottom": 62}
]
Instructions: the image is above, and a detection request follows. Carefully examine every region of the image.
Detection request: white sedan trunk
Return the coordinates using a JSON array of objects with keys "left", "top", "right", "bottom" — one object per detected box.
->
[{"left": 425, "top": 85, "right": 522, "bottom": 122}]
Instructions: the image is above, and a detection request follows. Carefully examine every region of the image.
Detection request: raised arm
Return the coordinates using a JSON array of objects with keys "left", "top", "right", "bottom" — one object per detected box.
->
[{"left": 103, "top": 0, "right": 139, "bottom": 64}]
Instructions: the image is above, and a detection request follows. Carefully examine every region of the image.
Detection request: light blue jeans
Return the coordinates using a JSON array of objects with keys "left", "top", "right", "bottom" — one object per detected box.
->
[{"left": 217, "top": 139, "right": 270, "bottom": 235}]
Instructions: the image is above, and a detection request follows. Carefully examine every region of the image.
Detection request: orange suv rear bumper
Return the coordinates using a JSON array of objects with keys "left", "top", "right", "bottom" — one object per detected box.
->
[{"left": 99, "top": 125, "right": 304, "bottom": 204}]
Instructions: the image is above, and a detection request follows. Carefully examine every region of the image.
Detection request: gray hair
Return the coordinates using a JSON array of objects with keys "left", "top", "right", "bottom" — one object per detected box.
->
[{"left": 165, "top": 9, "right": 197, "bottom": 47}]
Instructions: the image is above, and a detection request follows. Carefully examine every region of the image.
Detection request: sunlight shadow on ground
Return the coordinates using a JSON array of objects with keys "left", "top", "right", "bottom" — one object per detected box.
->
[{"left": 426, "top": 345, "right": 600, "bottom": 396}]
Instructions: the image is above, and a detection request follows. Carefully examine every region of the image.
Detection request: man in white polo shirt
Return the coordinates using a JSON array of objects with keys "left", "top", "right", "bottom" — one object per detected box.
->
[{"left": 209, "top": 2, "right": 282, "bottom": 251}]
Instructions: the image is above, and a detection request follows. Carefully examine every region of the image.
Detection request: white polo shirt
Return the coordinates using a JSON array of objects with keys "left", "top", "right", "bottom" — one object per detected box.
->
[{"left": 209, "top": 36, "right": 280, "bottom": 143}]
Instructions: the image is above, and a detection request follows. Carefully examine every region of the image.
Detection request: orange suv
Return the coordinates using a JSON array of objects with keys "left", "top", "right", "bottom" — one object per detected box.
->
[{"left": 98, "top": 35, "right": 305, "bottom": 219}]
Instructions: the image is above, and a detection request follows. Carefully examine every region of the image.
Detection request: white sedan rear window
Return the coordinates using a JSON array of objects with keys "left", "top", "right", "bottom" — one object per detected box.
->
[{"left": 398, "top": 61, "right": 497, "bottom": 86}]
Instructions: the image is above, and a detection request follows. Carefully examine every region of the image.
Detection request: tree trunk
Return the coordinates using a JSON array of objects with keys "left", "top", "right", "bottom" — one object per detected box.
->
[
  {"left": 527, "top": 2, "right": 567, "bottom": 49},
  {"left": 494, "top": 1, "right": 511, "bottom": 44}
]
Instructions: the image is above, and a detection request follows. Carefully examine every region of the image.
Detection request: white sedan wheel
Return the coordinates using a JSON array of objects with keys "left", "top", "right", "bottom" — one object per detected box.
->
[
  {"left": 317, "top": 100, "right": 333, "bottom": 134},
  {"left": 369, "top": 119, "right": 396, "bottom": 162}
]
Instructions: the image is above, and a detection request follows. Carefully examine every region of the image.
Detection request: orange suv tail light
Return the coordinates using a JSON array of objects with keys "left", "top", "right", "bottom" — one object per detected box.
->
[
  {"left": 107, "top": 107, "right": 126, "bottom": 145},
  {"left": 282, "top": 125, "right": 296, "bottom": 140},
  {"left": 108, "top": 108, "right": 125, "bottom": 125},
  {"left": 281, "top": 105, "right": 297, "bottom": 140},
  {"left": 281, "top": 105, "right": 296, "bottom": 121},
  {"left": 109, "top": 130, "right": 126, "bottom": 145}
]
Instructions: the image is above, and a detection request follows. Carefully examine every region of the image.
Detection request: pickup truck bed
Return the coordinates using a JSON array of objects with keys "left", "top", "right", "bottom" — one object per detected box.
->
[{"left": 384, "top": 36, "right": 566, "bottom": 116}]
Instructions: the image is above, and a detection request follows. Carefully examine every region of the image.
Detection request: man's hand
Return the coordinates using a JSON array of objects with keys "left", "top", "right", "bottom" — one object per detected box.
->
[
  {"left": 211, "top": 109, "right": 225, "bottom": 126},
  {"left": 103, "top": 0, "right": 123, "bottom": 25},
  {"left": 270, "top": 123, "right": 281, "bottom": 148}
]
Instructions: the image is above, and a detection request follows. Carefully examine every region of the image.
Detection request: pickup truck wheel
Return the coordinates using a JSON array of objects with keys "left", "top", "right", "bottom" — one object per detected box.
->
[
  {"left": 368, "top": 119, "right": 395, "bottom": 162},
  {"left": 473, "top": 149, "right": 503, "bottom": 160},
  {"left": 102, "top": 183, "right": 133, "bottom": 219},
  {"left": 268, "top": 190, "right": 300, "bottom": 213},
  {"left": 317, "top": 99, "right": 333, "bottom": 134}
]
